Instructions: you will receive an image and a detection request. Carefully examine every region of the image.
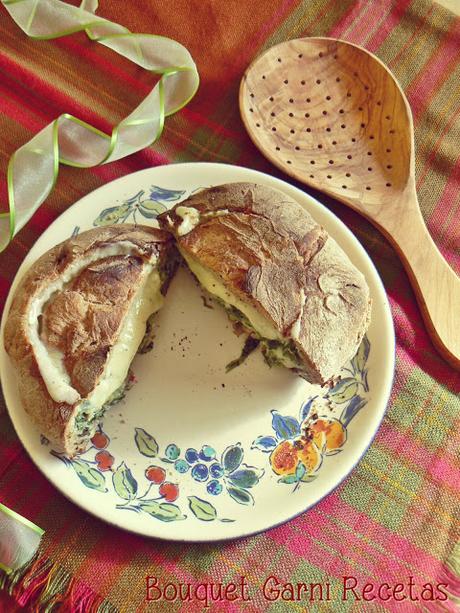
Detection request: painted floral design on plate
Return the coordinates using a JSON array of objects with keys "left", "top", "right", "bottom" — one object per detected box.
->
[{"left": 50, "top": 184, "right": 372, "bottom": 524}]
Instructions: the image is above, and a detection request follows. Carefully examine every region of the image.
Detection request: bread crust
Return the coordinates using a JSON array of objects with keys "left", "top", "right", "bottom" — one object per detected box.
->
[
  {"left": 158, "top": 182, "right": 371, "bottom": 383},
  {"left": 4, "top": 225, "right": 174, "bottom": 454}
]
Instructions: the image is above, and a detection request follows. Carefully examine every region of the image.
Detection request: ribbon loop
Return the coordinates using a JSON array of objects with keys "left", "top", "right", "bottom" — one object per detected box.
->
[{"left": 0, "top": 0, "right": 199, "bottom": 252}]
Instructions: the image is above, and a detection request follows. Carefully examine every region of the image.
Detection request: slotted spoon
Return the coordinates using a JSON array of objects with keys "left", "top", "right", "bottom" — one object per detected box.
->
[{"left": 240, "top": 37, "right": 460, "bottom": 370}]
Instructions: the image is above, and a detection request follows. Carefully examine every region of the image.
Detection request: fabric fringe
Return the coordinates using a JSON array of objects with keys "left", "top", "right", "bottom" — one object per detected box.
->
[
  {"left": 0, "top": 551, "right": 117, "bottom": 612},
  {"left": 438, "top": 540, "right": 460, "bottom": 608}
]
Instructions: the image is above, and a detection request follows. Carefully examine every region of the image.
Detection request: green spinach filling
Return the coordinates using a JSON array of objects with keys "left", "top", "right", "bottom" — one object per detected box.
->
[
  {"left": 214, "top": 299, "right": 304, "bottom": 371},
  {"left": 74, "top": 373, "right": 131, "bottom": 440}
]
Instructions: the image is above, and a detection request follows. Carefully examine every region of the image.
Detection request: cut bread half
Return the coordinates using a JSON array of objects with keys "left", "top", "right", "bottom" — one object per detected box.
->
[
  {"left": 158, "top": 182, "right": 371, "bottom": 384},
  {"left": 4, "top": 225, "right": 178, "bottom": 456}
]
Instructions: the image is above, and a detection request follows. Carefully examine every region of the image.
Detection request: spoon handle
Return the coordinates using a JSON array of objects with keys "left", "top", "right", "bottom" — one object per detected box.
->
[{"left": 379, "top": 188, "right": 460, "bottom": 369}]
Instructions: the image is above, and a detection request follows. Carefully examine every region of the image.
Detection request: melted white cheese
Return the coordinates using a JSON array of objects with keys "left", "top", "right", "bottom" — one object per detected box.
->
[
  {"left": 176, "top": 206, "right": 200, "bottom": 236},
  {"left": 180, "top": 250, "right": 283, "bottom": 341},
  {"left": 28, "top": 242, "right": 155, "bottom": 404},
  {"left": 82, "top": 267, "right": 162, "bottom": 411}
]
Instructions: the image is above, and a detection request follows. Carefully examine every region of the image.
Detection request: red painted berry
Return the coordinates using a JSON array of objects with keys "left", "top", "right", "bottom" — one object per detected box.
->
[
  {"left": 91, "top": 432, "right": 109, "bottom": 449},
  {"left": 145, "top": 466, "right": 166, "bottom": 484},
  {"left": 159, "top": 482, "right": 179, "bottom": 502},
  {"left": 95, "top": 450, "right": 114, "bottom": 471}
]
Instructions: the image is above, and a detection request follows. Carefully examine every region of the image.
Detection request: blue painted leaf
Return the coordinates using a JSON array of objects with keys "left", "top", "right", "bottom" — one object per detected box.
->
[
  {"left": 139, "top": 500, "right": 186, "bottom": 522},
  {"left": 363, "top": 369, "right": 369, "bottom": 392},
  {"left": 271, "top": 410, "right": 300, "bottom": 440},
  {"left": 222, "top": 444, "right": 243, "bottom": 474},
  {"left": 71, "top": 459, "right": 107, "bottom": 492},
  {"left": 227, "top": 487, "right": 254, "bottom": 506},
  {"left": 93, "top": 204, "right": 132, "bottom": 226},
  {"left": 139, "top": 200, "right": 167, "bottom": 218},
  {"left": 71, "top": 226, "right": 80, "bottom": 238},
  {"left": 295, "top": 462, "right": 306, "bottom": 481},
  {"left": 351, "top": 335, "right": 370, "bottom": 373},
  {"left": 251, "top": 436, "right": 277, "bottom": 452},
  {"left": 124, "top": 190, "right": 145, "bottom": 205},
  {"left": 327, "top": 378, "right": 358, "bottom": 404},
  {"left": 134, "top": 428, "right": 159, "bottom": 457},
  {"left": 112, "top": 462, "right": 137, "bottom": 500},
  {"left": 188, "top": 496, "right": 217, "bottom": 521},
  {"left": 300, "top": 473, "right": 319, "bottom": 483},
  {"left": 340, "top": 395, "right": 367, "bottom": 427},
  {"left": 227, "top": 465, "right": 264, "bottom": 489},
  {"left": 149, "top": 185, "right": 186, "bottom": 202},
  {"left": 278, "top": 474, "right": 298, "bottom": 484},
  {"left": 300, "top": 396, "right": 318, "bottom": 422}
]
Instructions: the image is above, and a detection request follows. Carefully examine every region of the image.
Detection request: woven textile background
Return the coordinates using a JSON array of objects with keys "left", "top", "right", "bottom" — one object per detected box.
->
[{"left": 0, "top": 0, "right": 459, "bottom": 611}]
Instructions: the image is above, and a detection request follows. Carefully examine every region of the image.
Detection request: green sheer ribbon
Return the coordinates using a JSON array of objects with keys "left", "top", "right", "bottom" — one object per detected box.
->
[
  {"left": 0, "top": 502, "right": 44, "bottom": 573},
  {"left": 0, "top": 0, "right": 199, "bottom": 252}
]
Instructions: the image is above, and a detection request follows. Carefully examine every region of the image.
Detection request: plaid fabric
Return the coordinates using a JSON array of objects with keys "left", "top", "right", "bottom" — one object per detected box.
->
[{"left": 1, "top": 0, "right": 459, "bottom": 611}]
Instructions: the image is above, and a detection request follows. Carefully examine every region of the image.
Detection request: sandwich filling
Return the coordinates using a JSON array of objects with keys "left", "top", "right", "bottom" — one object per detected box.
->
[
  {"left": 28, "top": 242, "right": 164, "bottom": 445},
  {"left": 180, "top": 250, "right": 305, "bottom": 371},
  {"left": 72, "top": 265, "right": 163, "bottom": 445}
]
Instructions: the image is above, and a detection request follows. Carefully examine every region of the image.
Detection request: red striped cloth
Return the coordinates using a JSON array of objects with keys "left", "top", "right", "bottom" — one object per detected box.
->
[{"left": 0, "top": 0, "right": 459, "bottom": 611}]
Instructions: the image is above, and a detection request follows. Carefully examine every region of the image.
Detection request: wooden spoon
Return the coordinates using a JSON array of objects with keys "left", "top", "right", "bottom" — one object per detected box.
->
[{"left": 240, "top": 37, "right": 460, "bottom": 370}]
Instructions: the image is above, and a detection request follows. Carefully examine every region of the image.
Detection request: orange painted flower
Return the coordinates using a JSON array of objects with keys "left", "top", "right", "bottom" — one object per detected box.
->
[
  {"left": 295, "top": 439, "right": 322, "bottom": 473},
  {"left": 309, "top": 418, "right": 347, "bottom": 454},
  {"left": 270, "top": 440, "right": 299, "bottom": 476}
]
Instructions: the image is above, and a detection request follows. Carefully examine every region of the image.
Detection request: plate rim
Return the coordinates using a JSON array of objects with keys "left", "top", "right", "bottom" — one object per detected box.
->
[{"left": 0, "top": 162, "right": 395, "bottom": 542}]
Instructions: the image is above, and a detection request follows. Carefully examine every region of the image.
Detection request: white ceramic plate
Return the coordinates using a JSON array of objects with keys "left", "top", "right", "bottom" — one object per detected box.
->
[{"left": 0, "top": 163, "right": 394, "bottom": 541}]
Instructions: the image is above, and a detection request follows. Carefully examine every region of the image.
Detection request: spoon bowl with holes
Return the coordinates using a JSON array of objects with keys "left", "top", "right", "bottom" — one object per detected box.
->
[{"left": 240, "top": 37, "right": 460, "bottom": 370}]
